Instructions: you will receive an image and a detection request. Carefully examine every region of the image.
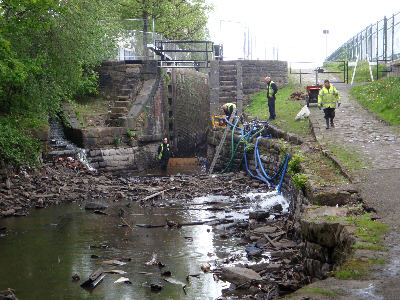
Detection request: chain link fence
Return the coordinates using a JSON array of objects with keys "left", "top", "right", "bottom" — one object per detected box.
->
[{"left": 327, "top": 11, "right": 400, "bottom": 62}]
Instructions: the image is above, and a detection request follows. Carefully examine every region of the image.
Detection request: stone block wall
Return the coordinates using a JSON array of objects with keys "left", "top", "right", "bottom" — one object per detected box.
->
[
  {"left": 87, "top": 143, "right": 159, "bottom": 171},
  {"left": 241, "top": 60, "right": 288, "bottom": 95},
  {"left": 170, "top": 69, "right": 210, "bottom": 157}
]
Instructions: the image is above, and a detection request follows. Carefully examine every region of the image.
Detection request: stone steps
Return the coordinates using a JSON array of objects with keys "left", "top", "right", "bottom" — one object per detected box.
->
[
  {"left": 220, "top": 97, "right": 237, "bottom": 103},
  {"left": 220, "top": 64, "right": 236, "bottom": 69},
  {"left": 119, "top": 89, "right": 131, "bottom": 96},
  {"left": 220, "top": 85, "right": 236, "bottom": 91},
  {"left": 219, "top": 75, "right": 237, "bottom": 81},
  {"left": 117, "top": 95, "right": 130, "bottom": 101},
  {"left": 219, "top": 62, "right": 238, "bottom": 103},
  {"left": 109, "top": 113, "right": 125, "bottom": 120},
  {"left": 220, "top": 80, "right": 236, "bottom": 86},
  {"left": 105, "top": 118, "right": 124, "bottom": 127},
  {"left": 219, "top": 70, "right": 237, "bottom": 78},
  {"left": 115, "top": 101, "right": 130, "bottom": 108},
  {"left": 111, "top": 107, "right": 128, "bottom": 114}
]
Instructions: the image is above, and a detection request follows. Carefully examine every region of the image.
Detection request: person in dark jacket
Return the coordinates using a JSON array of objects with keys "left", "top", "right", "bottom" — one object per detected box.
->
[
  {"left": 157, "top": 137, "right": 170, "bottom": 170},
  {"left": 265, "top": 76, "right": 278, "bottom": 120}
]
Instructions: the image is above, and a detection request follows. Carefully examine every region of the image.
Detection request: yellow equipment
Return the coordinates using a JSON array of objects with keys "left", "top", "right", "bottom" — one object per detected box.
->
[{"left": 212, "top": 115, "right": 242, "bottom": 128}]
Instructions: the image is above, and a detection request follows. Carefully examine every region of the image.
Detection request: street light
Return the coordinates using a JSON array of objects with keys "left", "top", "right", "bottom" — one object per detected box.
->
[{"left": 323, "top": 29, "right": 329, "bottom": 59}]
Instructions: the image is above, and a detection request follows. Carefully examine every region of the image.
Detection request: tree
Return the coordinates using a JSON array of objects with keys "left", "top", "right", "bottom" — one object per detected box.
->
[
  {"left": 0, "top": 0, "right": 120, "bottom": 114},
  {"left": 118, "top": 0, "right": 211, "bottom": 40}
]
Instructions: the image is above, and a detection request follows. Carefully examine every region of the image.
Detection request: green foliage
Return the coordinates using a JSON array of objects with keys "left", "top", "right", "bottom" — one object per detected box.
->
[
  {"left": 126, "top": 129, "right": 136, "bottom": 141},
  {"left": 0, "top": 0, "right": 120, "bottom": 115},
  {"left": 244, "top": 143, "right": 254, "bottom": 152},
  {"left": 118, "top": 0, "right": 212, "bottom": 40},
  {"left": 288, "top": 153, "right": 304, "bottom": 175},
  {"left": 292, "top": 173, "right": 309, "bottom": 190},
  {"left": 347, "top": 213, "right": 388, "bottom": 244},
  {"left": 113, "top": 136, "right": 121, "bottom": 147},
  {"left": 353, "top": 242, "right": 385, "bottom": 251},
  {"left": 0, "top": 116, "right": 41, "bottom": 167},
  {"left": 165, "top": 72, "right": 171, "bottom": 86},
  {"left": 323, "top": 60, "right": 387, "bottom": 83},
  {"left": 350, "top": 77, "right": 400, "bottom": 125}
]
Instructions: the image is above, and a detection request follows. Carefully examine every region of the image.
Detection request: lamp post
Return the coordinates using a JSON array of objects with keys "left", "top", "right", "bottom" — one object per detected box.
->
[{"left": 323, "top": 29, "right": 329, "bottom": 59}]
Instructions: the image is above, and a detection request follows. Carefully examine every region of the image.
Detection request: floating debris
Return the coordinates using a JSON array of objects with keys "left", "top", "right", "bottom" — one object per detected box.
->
[{"left": 101, "top": 260, "right": 126, "bottom": 266}]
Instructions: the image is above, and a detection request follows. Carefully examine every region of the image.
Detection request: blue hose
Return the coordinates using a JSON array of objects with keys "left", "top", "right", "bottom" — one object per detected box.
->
[
  {"left": 254, "top": 137, "right": 285, "bottom": 181},
  {"left": 225, "top": 118, "right": 245, "bottom": 132},
  {"left": 277, "top": 153, "right": 290, "bottom": 193},
  {"left": 224, "top": 117, "right": 291, "bottom": 193},
  {"left": 200, "top": 157, "right": 207, "bottom": 167}
]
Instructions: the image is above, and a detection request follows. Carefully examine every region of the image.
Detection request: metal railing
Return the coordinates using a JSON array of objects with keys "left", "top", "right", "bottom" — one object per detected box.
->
[
  {"left": 107, "top": 19, "right": 215, "bottom": 66},
  {"left": 327, "top": 11, "right": 400, "bottom": 62}
]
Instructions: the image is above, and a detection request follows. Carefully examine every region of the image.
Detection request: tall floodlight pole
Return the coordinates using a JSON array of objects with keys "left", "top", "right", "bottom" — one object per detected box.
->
[{"left": 323, "top": 29, "right": 329, "bottom": 59}]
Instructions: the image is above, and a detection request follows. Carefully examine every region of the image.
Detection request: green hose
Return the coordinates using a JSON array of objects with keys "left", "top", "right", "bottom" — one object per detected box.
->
[
  {"left": 221, "top": 118, "right": 243, "bottom": 173},
  {"left": 220, "top": 125, "right": 264, "bottom": 174}
]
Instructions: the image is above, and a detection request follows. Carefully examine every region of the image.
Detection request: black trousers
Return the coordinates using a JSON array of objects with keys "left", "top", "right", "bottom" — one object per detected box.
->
[
  {"left": 323, "top": 108, "right": 335, "bottom": 121},
  {"left": 160, "top": 159, "right": 169, "bottom": 170},
  {"left": 268, "top": 97, "right": 276, "bottom": 119}
]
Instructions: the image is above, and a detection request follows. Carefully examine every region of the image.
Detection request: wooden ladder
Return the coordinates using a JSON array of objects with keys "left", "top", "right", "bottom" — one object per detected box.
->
[{"left": 208, "top": 110, "right": 237, "bottom": 175}]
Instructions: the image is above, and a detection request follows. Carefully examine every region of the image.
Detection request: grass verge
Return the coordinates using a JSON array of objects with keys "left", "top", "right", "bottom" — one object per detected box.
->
[
  {"left": 323, "top": 141, "right": 366, "bottom": 170},
  {"left": 300, "top": 287, "right": 338, "bottom": 297},
  {"left": 323, "top": 61, "right": 387, "bottom": 83},
  {"left": 319, "top": 213, "right": 388, "bottom": 252},
  {"left": 335, "top": 257, "right": 385, "bottom": 279},
  {"left": 302, "top": 151, "right": 349, "bottom": 186},
  {"left": 350, "top": 76, "right": 400, "bottom": 126},
  {"left": 246, "top": 83, "right": 309, "bottom": 137}
]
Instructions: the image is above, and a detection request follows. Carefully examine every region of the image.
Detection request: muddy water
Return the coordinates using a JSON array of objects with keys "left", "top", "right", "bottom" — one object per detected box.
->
[{"left": 0, "top": 191, "right": 288, "bottom": 300}]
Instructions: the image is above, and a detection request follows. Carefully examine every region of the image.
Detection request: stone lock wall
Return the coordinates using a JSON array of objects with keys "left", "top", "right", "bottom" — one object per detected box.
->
[
  {"left": 86, "top": 143, "right": 159, "bottom": 171},
  {"left": 97, "top": 61, "right": 143, "bottom": 100},
  {"left": 170, "top": 69, "right": 210, "bottom": 157},
  {"left": 209, "top": 60, "right": 288, "bottom": 117},
  {"left": 62, "top": 62, "right": 211, "bottom": 171},
  {"left": 241, "top": 60, "right": 288, "bottom": 95}
]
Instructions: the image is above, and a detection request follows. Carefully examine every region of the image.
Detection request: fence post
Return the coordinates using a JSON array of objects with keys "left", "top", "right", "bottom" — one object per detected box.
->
[
  {"left": 365, "top": 27, "right": 368, "bottom": 59},
  {"left": 384, "top": 16, "right": 388, "bottom": 62},
  {"left": 392, "top": 14, "right": 395, "bottom": 61}
]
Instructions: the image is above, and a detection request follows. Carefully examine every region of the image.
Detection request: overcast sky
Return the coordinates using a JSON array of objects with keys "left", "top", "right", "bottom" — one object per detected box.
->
[{"left": 207, "top": 0, "right": 400, "bottom": 64}]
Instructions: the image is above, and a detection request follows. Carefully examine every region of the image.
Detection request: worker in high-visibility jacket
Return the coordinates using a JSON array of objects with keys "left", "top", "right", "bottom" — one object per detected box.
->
[
  {"left": 157, "top": 137, "right": 170, "bottom": 170},
  {"left": 318, "top": 79, "right": 341, "bottom": 129},
  {"left": 221, "top": 103, "right": 236, "bottom": 119},
  {"left": 265, "top": 76, "right": 278, "bottom": 121}
]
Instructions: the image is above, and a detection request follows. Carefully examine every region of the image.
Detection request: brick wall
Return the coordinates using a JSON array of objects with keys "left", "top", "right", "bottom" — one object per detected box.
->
[{"left": 170, "top": 69, "right": 210, "bottom": 157}]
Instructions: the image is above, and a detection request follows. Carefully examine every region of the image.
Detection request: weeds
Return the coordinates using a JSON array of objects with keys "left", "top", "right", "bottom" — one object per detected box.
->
[{"left": 350, "top": 77, "right": 400, "bottom": 126}]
